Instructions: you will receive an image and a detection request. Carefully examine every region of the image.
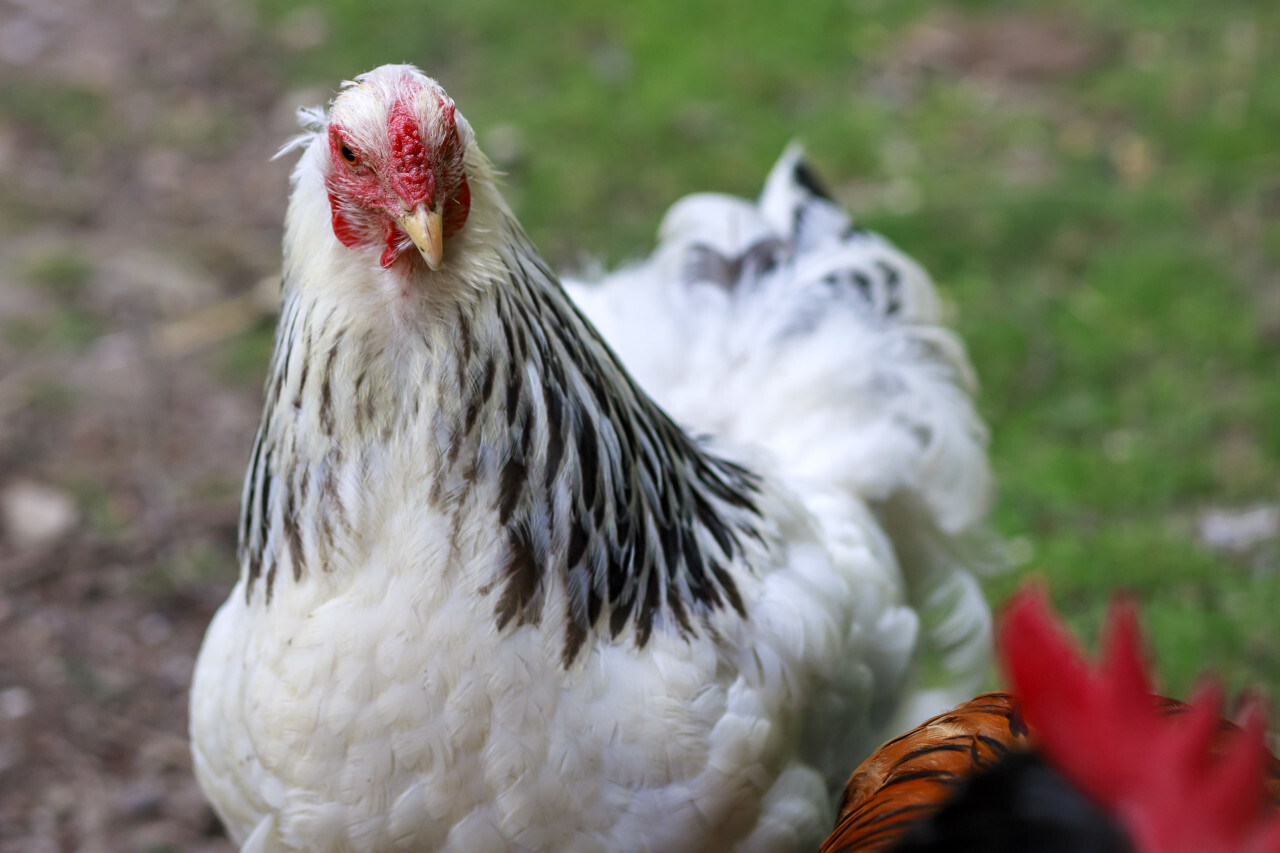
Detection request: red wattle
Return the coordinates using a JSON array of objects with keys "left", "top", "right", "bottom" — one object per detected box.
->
[
  {"left": 329, "top": 192, "right": 362, "bottom": 249},
  {"left": 380, "top": 221, "right": 402, "bottom": 269}
]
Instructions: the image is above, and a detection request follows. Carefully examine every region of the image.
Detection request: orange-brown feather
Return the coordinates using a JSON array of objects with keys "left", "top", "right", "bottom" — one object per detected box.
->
[{"left": 821, "top": 692, "right": 1280, "bottom": 853}]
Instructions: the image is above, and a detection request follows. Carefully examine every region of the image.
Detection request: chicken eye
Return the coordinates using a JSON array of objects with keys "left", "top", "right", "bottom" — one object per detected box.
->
[{"left": 340, "top": 144, "right": 358, "bottom": 165}]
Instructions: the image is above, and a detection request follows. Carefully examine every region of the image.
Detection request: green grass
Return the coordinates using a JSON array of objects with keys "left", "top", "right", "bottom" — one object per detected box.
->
[
  {"left": 24, "top": 251, "right": 93, "bottom": 296},
  {"left": 256, "top": 0, "right": 1280, "bottom": 706}
]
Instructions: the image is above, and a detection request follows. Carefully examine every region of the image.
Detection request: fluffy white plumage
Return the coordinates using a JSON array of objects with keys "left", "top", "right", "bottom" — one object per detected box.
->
[{"left": 190, "top": 65, "right": 995, "bottom": 853}]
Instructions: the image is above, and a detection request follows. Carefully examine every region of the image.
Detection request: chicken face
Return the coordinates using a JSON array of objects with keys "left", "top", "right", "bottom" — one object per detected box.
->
[{"left": 323, "top": 69, "right": 472, "bottom": 271}]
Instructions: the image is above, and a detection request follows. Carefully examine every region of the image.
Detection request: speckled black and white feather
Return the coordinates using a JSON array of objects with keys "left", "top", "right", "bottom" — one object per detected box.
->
[
  {"left": 567, "top": 145, "right": 996, "bottom": 720},
  {"left": 191, "top": 66, "right": 996, "bottom": 853},
  {"left": 235, "top": 211, "right": 768, "bottom": 669}
]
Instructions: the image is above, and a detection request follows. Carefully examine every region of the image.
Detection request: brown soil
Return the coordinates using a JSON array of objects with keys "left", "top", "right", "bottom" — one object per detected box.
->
[{"left": 0, "top": 1, "right": 314, "bottom": 849}]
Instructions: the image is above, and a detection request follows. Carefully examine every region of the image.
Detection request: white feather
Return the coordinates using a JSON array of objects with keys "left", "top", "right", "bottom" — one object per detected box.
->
[{"left": 191, "top": 67, "right": 996, "bottom": 853}]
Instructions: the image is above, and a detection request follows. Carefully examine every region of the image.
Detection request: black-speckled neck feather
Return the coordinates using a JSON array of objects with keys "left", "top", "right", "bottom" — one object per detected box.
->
[{"left": 238, "top": 214, "right": 765, "bottom": 666}]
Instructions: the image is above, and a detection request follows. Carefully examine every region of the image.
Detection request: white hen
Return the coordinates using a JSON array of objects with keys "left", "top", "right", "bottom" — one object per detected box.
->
[{"left": 190, "top": 64, "right": 994, "bottom": 853}]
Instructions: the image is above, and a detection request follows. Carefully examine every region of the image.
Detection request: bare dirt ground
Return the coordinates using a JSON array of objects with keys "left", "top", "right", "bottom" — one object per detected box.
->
[{"left": 0, "top": 0, "right": 315, "bottom": 848}]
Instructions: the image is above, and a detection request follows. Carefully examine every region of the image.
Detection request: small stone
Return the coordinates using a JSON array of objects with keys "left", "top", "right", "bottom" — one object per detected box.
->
[
  {"left": 1198, "top": 505, "right": 1280, "bottom": 553},
  {"left": 0, "top": 686, "right": 34, "bottom": 720},
  {"left": 0, "top": 17, "right": 46, "bottom": 65},
  {"left": 1, "top": 479, "right": 78, "bottom": 550}
]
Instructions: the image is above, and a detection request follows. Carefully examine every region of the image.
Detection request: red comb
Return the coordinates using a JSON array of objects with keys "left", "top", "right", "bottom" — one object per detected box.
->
[
  {"left": 999, "top": 586, "right": 1280, "bottom": 853},
  {"left": 387, "top": 99, "right": 434, "bottom": 206}
]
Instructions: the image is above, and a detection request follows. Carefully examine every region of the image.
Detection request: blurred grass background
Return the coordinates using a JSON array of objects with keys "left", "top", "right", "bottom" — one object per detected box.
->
[
  {"left": 253, "top": 0, "right": 1280, "bottom": 701},
  {"left": 0, "top": 0, "right": 1277, "bottom": 847}
]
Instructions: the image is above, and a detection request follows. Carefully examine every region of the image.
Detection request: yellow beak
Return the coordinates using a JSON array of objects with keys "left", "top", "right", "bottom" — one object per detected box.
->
[{"left": 397, "top": 203, "right": 445, "bottom": 270}]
